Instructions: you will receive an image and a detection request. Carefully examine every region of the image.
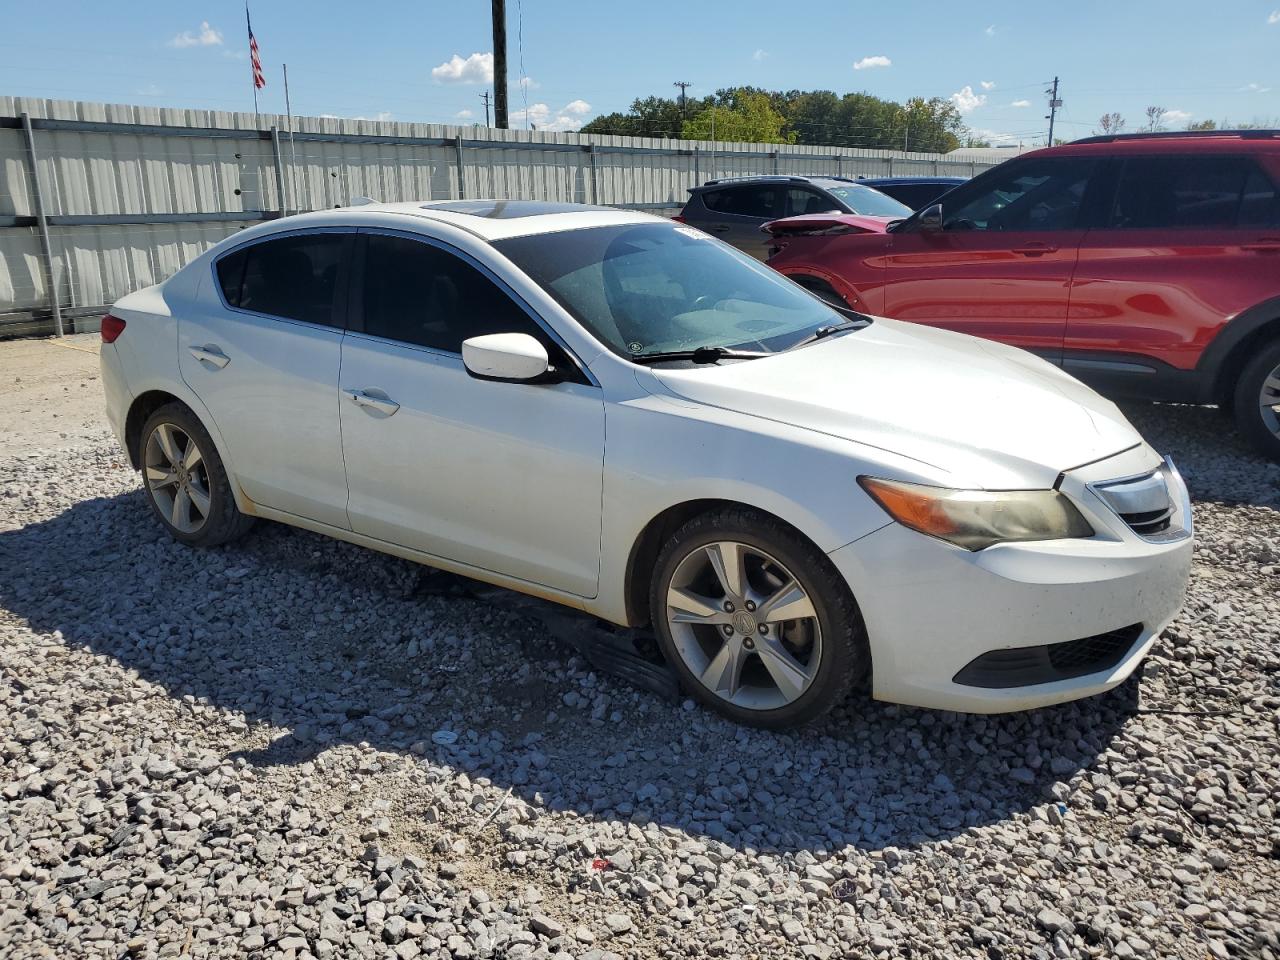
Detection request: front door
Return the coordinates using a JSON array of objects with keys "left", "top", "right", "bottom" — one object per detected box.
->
[
  {"left": 179, "top": 230, "right": 353, "bottom": 528},
  {"left": 338, "top": 231, "right": 606, "bottom": 598},
  {"left": 880, "top": 155, "right": 1101, "bottom": 360}
]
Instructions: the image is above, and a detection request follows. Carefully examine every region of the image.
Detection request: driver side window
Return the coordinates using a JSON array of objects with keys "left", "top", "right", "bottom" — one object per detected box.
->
[{"left": 943, "top": 157, "right": 1098, "bottom": 232}]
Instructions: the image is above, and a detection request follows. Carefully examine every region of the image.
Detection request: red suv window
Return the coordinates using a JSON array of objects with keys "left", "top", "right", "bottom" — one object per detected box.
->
[{"left": 1108, "top": 156, "right": 1279, "bottom": 229}]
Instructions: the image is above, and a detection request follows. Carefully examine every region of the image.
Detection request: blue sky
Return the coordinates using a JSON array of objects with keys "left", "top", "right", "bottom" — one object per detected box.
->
[{"left": 2, "top": 1, "right": 1277, "bottom": 144}]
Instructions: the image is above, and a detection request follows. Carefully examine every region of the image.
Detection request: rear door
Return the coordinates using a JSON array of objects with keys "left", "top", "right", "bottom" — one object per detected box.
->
[
  {"left": 180, "top": 230, "right": 352, "bottom": 528},
  {"left": 694, "top": 184, "right": 783, "bottom": 260},
  {"left": 880, "top": 155, "right": 1100, "bottom": 359},
  {"left": 1065, "top": 153, "right": 1280, "bottom": 376}
]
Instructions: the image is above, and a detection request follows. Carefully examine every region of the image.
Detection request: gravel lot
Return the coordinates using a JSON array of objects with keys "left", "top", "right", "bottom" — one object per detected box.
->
[{"left": 1, "top": 336, "right": 1278, "bottom": 959}]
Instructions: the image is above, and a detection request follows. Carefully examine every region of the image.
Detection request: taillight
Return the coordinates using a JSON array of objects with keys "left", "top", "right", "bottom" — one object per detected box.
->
[
  {"left": 671, "top": 215, "right": 687, "bottom": 223},
  {"left": 100, "top": 314, "right": 126, "bottom": 343}
]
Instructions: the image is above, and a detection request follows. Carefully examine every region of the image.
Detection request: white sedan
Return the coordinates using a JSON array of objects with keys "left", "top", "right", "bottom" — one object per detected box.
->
[{"left": 99, "top": 200, "right": 1193, "bottom": 728}]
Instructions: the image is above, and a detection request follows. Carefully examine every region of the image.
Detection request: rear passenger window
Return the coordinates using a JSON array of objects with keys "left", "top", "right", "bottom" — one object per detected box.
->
[
  {"left": 785, "top": 188, "right": 838, "bottom": 216},
  {"left": 359, "top": 234, "right": 544, "bottom": 352},
  {"left": 1108, "top": 157, "right": 1270, "bottom": 229},
  {"left": 702, "top": 186, "right": 779, "bottom": 219},
  {"left": 217, "top": 233, "right": 349, "bottom": 326}
]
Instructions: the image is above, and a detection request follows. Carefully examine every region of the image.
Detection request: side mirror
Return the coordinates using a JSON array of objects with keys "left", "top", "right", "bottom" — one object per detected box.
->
[
  {"left": 461, "top": 332, "right": 554, "bottom": 383},
  {"left": 917, "top": 203, "right": 944, "bottom": 233}
]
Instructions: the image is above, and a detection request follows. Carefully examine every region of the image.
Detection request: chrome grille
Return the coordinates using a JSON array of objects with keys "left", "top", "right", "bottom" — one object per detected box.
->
[{"left": 1091, "top": 458, "right": 1189, "bottom": 542}]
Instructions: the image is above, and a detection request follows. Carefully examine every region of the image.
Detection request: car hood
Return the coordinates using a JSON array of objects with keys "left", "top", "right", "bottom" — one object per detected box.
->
[
  {"left": 761, "top": 213, "right": 894, "bottom": 236},
  {"left": 647, "top": 317, "right": 1143, "bottom": 489}
]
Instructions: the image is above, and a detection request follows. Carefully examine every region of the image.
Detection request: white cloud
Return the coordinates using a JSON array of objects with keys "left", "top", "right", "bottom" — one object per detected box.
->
[
  {"left": 136, "top": 83, "right": 163, "bottom": 97},
  {"left": 853, "top": 55, "right": 891, "bottom": 70},
  {"left": 1269, "top": 9, "right": 1280, "bottom": 23},
  {"left": 222, "top": 49, "right": 246, "bottom": 60},
  {"left": 752, "top": 48, "right": 769, "bottom": 62},
  {"left": 970, "top": 127, "right": 1021, "bottom": 145},
  {"left": 170, "top": 21, "right": 223, "bottom": 48},
  {"left": 1164, "top": 109, "right": 1192, "bottom": 124},
  {"left": 980, "top": 80, "right": 996, "bottom": 91},
  {"left": 456, "top": 109, "right": 474, "bottom": 120},
  {"left": 353, "top": 112, "right": 394, "bottom": 122},
  {"left": 950, "top": 85, "right": 987, "bottom": 114},
  {"left": 984, "top": 24, "right": 996, "bottom": 36},
  {"left": 516, "top": 99, "right": 593, "bottom": 132},
  {"left": 519, "top": 75, "right": 539, "bottom": 90},
  {"left": 1011, "top": 99, "right": 1031, "bottom": 108},
  {"left": 431, "top": 52, "right": 493, "bottom": 84},
  {"left": 1243, "top": 82, "right": 1273, "bottom": 93}
]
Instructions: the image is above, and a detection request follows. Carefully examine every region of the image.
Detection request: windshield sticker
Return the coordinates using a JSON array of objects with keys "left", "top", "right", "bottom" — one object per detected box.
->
[{"left": 673, "top": 226, "right": 712, "bottom": 240}]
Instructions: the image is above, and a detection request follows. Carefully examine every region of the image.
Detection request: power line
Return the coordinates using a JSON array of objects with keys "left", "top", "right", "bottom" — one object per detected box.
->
[{"left": 673, "top": 81, "right": 691, "bottom": 118}]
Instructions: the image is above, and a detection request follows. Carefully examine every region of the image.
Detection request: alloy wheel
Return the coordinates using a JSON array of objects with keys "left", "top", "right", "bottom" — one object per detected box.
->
[
  {"left": 144, "top": 422, "right": 212, "bottom": 534},
  {"left": 1259, "top": 362, "right": 1280, "bottom": 439},
  {"left": 664, "top": 540, "right": 823, "bottom": 711}
]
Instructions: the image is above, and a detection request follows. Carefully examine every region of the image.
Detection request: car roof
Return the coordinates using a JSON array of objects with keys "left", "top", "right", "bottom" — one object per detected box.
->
[
  {"left": 1021, "top": 130, "right": 1280, "bottom": 160},
  {"left": 693, "top": 175, "right": 863, "bottom": 191},
  {"left": 312, "top": 199, "right": 660, "bottom": 241}
]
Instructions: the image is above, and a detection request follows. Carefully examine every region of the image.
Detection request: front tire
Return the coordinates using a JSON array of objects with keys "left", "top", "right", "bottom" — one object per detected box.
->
[
  {"left": 140, "top": 402, "right": 254, "bottom": 547},
  {"left": 1233, "top": 338, "right": 1280, "bottom": 462},
  {"left": 649, "top": 507, "right": 869, "bottom": 729}
]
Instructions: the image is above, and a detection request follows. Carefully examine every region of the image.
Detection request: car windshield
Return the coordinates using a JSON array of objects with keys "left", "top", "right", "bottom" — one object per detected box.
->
[
  {"left": 494, "top": 222, "right": 854, "bottom": 359},
  {"left": 824, "top": 184, "right": 912, "bottom": 218}
]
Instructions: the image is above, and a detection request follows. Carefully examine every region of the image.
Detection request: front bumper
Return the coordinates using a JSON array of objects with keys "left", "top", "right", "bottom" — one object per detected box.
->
[{"left": 830, "top": 446, "right": 1194, "bottom": 713}]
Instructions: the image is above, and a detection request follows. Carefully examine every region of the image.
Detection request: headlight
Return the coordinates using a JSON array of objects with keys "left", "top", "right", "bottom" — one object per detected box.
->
[{"left": 858, "top": 477, "right": 1093, "bottom": 551}]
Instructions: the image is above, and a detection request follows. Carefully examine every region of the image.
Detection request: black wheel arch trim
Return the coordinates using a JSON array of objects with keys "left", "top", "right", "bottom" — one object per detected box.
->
[{"left": 1196, "top": 294, "right": 1280, "bottom": 402}]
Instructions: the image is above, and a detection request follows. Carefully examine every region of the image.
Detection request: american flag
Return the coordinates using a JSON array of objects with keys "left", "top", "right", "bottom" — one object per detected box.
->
[{"left": 247, "top": 8, "right": 265, "bottom": 90}]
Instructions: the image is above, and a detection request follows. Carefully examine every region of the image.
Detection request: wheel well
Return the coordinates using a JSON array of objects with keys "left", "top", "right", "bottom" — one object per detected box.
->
[
  {"left": 623, "top": 499, "right": 826, "bottom": 628},
  {"left": 1211, "top": 315, "right": 1280, "bottom": 407},
  {"left": 789, "top": 274, "right": 854, "bottom": 308},
  {"left": 123, "top": 390, "right": 183, "bottom": 469}
]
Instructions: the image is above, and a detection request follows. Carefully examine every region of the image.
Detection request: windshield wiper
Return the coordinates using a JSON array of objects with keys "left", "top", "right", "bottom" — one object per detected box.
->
[
  {"left": 785, "top": 317, "right": 868, "bottom": 351},
  {"left": 630, "top": 346, "right": 771, "bottom": 365}
]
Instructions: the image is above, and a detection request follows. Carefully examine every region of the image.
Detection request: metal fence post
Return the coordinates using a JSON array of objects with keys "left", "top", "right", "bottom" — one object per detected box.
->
[
  {"left": 455, "top": 135, "right": 466, "bottom": 200},
  {"left": 586, "top": 144, "right": 598, "bottom": 204},
  {"left": 887, "top": 156, "right": 894, "bottom": 177},
  {"left": 933, "top": 158, "right": 940, "bottom": 175},
  {"left": 771, "top": 150, "right": 779, "bottom": 175},
  {"left": 693, "top": 145, "right": 700, "bottom": 186},
  {"left": 270, "top": 126, "right": 288, "bottom": 216},
  {"left": 834, "top": 155, "right": 841, "bottom": 178},
  {"left": 20, "top": 113, "right": 64, "bottom": 337}
]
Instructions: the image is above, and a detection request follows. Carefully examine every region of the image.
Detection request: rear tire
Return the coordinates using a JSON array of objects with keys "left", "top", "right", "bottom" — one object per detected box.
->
[
  {"left": 1232, "top": 338, "right": 1280, "bottom": 462},
  {"left": 140, "top": 402, "right": 254, "bottom": 547},
  {"left": 649, "top": 507, "right": 869, "bottom": 729}
]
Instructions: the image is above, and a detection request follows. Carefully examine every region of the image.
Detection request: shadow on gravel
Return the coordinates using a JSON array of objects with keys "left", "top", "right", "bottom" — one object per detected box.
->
[{"left": 2, "top": 487, "right": 1142, "bottom": 857}]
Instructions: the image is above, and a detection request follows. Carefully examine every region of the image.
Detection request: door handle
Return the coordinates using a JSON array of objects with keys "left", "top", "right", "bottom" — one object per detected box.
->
[
  {"left": 188, "top": 344, "right": 230, "bottom": 369},
  {"left": 343, "top": 389, "right": 400, "bottom": 416},
  {"left": 1242, "top": 238, "right": 1280, "bottom": 253},
  {"left": 1012, "top": 242, "right": 1058, "bottom": 256}
]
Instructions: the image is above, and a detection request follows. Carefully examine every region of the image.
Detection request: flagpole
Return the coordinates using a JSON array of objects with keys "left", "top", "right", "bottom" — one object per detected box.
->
[
  {"left": 247, "top": 3, "right": 259, "bottom": 123},
  {"left": 284, "top": 63, "right": 298, "bottom": 214}
]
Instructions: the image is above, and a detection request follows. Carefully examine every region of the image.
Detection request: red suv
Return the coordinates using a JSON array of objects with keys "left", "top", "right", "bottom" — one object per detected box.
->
[{"left": 764, "top": 131, "right": 1280, "bottom": 460}]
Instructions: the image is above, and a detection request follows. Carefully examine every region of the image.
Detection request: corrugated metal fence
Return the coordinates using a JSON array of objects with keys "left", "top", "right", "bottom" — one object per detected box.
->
[{"left": 0, "top": 96, "right": 998, "bottom": 337}]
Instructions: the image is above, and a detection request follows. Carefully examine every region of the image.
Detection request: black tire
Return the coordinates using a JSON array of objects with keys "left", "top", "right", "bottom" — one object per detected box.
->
[
  {"left": 140, "top": 402, "right": 254, "bottom": 547},
  {"left": 1232, "top": 338, "right": 1280, "bottom": 462},
  {"left": 648, "top": 506, "right": 869, "bottom": 729}
]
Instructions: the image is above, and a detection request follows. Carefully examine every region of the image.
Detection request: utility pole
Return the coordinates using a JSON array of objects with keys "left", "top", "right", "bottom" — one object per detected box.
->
[
  {"left": 1045, "top": 76, "right": 1061, "bottom": 146},
  {"left": 491, "top": 0, "right": 508, "bottom": 129},
  {"left": 480, "top": 91, "right": 492, "bottom": 127},
  {"left": 673, "top": 81, "right": 691, "bottom": 118}
]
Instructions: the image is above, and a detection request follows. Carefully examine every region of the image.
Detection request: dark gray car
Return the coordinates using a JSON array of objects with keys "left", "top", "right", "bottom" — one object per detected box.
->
[{"left": 676, "top": 175, "right": 912, "bottom": 259}]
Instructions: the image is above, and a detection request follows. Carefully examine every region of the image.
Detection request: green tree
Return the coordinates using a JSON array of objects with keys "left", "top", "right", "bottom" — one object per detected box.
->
[
  {"left": 1186, "top": 118, "right": 1217, "bottom": 131},
  {"left": 680, "top": 91, "right": 795, "bottom": 144}
]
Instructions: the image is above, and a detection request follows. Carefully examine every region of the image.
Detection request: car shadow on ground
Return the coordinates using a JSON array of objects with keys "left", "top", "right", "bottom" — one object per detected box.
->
[{"left": 0, "top": 486, "right": 1146, "bottom": 858}]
